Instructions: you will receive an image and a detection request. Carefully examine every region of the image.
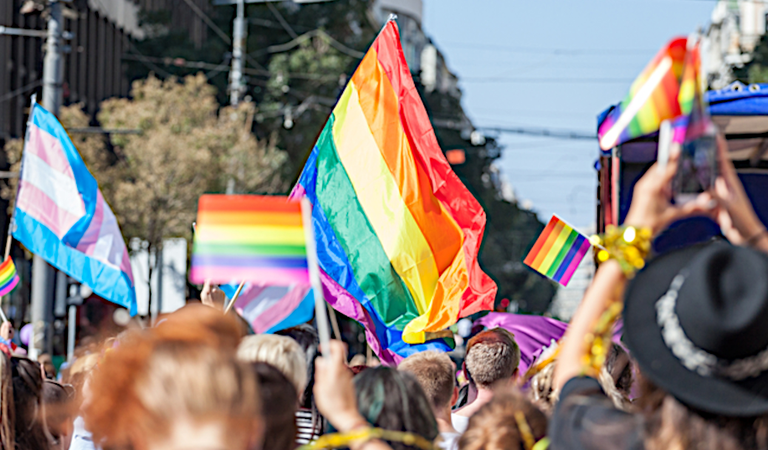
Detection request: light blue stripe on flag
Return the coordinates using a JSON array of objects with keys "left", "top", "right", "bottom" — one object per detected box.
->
[
  {"left": 13, "top": 209, "right": 137, "bottom": 314},
  {"left": 221, "top": 283, "right": 314, "bottom": 334}
]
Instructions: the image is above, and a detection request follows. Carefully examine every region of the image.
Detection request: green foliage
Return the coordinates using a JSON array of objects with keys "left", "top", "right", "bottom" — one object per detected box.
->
[
  {"left": 113, "top": 0, "right": 556, "bottom": 311},
  {"left": 734, "top": 34, "right": 768, "bottom": 84}
]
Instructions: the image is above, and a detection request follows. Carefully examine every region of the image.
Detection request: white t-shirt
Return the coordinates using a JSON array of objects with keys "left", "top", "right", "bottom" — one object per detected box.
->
[
  {"left": 438, "top": 431, "right": 461, "bottom": 450},
  {"left": 451, "top": 413, "right": 470, "bottom": 434}
]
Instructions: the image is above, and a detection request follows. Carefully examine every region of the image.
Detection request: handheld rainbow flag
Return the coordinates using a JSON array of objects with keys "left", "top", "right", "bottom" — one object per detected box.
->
[
  {"left": 598, "top": 37, "right": 688, "bottom": 151},
  {"left": 292, "top": 19, "right": 496, "bottom": 363},
  {"left": 0, "top": 257, "right": 19, "bottom": 297},
  {"left": 190, "top": 195, "right": 309, "bottom": 285},
  {"left": 524, "top": 216, "right": 592, "bottom": 286}
]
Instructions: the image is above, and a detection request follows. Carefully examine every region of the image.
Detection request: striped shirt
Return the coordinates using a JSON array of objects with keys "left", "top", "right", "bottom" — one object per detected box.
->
[{"left": 296, "top": 407, "right": 322, "bottom": 445}]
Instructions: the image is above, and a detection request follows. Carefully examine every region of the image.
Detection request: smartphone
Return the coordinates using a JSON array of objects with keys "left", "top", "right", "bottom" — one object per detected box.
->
[
  {"left": 674, "top": 121, "right": 718, "bottom": 204},
  {"left": 657, "top": 120, "right": 672, "bottom": 170}
]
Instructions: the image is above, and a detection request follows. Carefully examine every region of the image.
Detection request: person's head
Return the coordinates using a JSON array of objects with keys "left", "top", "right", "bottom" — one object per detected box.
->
[
  {"left": 10, "top": 356, "right": 49, "bottom": 450},
  {"left": 42, "top": 380, "right": 76, "bottom": 447},
  {"left": 458, "top": 389, "right": 547, "bottom": 450},
  {"left": 237, "top": 334, "right": 307, "bottom": 396},
  {"left": 398, "top": 351, "right": 458, "bottom": 416},
  {"left": 465, "top": 328, "right": 520, "bottom": 389},
  {"left": 354, "top": 367, "right": 439, "bottom": 450},
  {"left": 623, "top": 242, "right": 768, "bottom": 449},
  {"left": 37, "top": 354, "right": 55, "bottom": 380},
  {"left": 250, "top": 362, "right": 298, "bottom": 450},
  {"left": 84, "top": 306, "right": 261, "bottom": 450},
  {"left": 276, "top": 324, "right": 319, "bottom": 408},
  {"left": 529, "top": 342, "right": 633, "bottom": 414}
]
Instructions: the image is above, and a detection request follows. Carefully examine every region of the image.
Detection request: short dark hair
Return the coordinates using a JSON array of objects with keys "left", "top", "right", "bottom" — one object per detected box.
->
[
  {"left": 354, "top": 367, "right": 439, "bottom": 450},
  {"left": 465, "top": 328, "right": 521, "bottom": 389}
]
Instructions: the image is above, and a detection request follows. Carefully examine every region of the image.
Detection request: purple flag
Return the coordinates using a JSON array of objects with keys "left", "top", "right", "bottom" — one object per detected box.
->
[{"left": 474, "top": 313, "right": 623, "bottom": 374}]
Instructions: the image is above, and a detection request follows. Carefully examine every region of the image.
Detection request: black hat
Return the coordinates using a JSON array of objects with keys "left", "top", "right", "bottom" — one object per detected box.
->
[{"left": 624, "top": 241, "right": 768, "bottom": 416}]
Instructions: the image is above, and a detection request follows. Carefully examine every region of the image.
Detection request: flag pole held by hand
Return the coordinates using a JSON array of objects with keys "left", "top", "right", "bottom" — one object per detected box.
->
[
  {"left": 224, "top": 281, "right": 246, "bottom": 314},
  {"left": 301, "top": 197, "right": 331, "bottom": 357}
]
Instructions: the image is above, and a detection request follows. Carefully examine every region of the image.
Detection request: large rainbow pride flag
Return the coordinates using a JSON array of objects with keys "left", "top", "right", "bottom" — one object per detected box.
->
[{"left": 292, "top": 20, "right": 497, "bottom": 363}]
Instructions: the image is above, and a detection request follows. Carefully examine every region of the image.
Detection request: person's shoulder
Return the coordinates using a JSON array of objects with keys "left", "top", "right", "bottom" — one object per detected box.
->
[
  {"left": 437, "top": 431, "right": 460, "bottom": 450},
  {"left": 548, "top": 377, "right": 644, "bottom": 450},
  {"left": 451, "top": 413, "right": 470, "bottom": 434}
]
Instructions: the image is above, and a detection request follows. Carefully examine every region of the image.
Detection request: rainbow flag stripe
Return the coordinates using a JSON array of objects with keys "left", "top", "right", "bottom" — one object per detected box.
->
[
  {"left": 524, "top": 216, "right": 592, "bottom": 286},
  {"left": 0, "top": 258, "right": 19, "bottom": 297},
  {"left": 292, "top": 20, "right": 496, "bottom": 363},
  {"left": 598, "top": 37, "right": 687, "bottom": 151},
  {"left": 190, "top": 195, "right": 309, "bottom": 286}
]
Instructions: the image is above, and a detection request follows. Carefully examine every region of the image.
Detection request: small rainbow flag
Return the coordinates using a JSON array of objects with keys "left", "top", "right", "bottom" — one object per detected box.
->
[
  {"left": 524, "top": 216, "right": 592, "bottom": 286},
  {"left": 0, "top": 257, "right": 19, "bottom": 297},
  {"left": 190, "top": 195, "right": 309, "bottom": 286},
  {"left": 598, "top": 37, "right": 688, "bottom": 151}
]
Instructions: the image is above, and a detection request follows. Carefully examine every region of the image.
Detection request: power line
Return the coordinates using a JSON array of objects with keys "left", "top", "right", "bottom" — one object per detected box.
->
[
  {"left": 0, "top": 80, "right": 43, "bottom": 103},
  {"left": 267, "top": 2, "right": 298, "bottom": 39},
  {"left": 461, "top": 76, "right": 634, "bottom": 83},
  {"left": 439, "top": 42, "right": 656, "bottom": 56},
  {"left": 179, "top": 0, "right": 232, "bottom": 44},
  {"left": 479, "top": 125, "right": 596, "bottom": 141}
]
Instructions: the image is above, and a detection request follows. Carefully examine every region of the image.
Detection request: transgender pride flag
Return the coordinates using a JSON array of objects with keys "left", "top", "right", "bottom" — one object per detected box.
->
[
  {"left": 220, "top": 283, "right": 314, "bottom": 334},
  {"left": 13, "top": 102, "right": 136, "bottom": 315}
]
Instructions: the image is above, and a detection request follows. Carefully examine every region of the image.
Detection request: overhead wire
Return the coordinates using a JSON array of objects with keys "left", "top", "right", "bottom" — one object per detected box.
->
[
  {"left": 438, "top": 42, "right": 657, "bottom": 56},
  {"left": 461, "top": 76, "right": 634, "bottom": 83},
  {"left": 267, "top": 2, "right": 298, "bottom": 39},
  {"left": 0, "top": 80, "right": 43, "bottom": 104},
  {"left": 179, "top": 0, "right": 232, "bottom": 44}
]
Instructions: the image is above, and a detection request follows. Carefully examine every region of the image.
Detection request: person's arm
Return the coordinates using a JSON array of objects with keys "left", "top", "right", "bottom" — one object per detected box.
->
[
  {"left": 554, "top": 145, "right": 714, "bottom": 391},
  {"left": 712, "top": 135, "right": 768, "bottom": 254},
  {"left": 314, "top": 340, "right": 393, "bottom": 450}
]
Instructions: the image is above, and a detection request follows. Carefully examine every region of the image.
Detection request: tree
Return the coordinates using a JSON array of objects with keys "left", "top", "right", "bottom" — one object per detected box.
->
[{"left": 2, "top": 74, "right": 287, "bottom": 309}]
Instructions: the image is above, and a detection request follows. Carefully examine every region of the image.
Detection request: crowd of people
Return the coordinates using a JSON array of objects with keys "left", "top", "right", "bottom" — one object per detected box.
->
[{"left": 1, "top": 137, "right": 767, "bottom": 450}]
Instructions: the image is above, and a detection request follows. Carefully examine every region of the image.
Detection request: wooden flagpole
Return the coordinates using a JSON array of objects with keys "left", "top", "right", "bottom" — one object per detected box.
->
[
  {"left": 224, "top": 281, "right": 246, "bottom": 314},
  {"left": 300, "top": 197, "right": 331, "bottom": 357}
]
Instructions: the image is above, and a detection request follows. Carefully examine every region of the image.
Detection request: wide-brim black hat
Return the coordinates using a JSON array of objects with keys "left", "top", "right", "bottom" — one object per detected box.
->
[{"left": 624, "top": 241, "right": 768, "bottom": 416}]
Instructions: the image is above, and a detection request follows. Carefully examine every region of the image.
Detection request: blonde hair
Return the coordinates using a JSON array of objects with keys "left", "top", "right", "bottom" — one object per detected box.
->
[
  {"left": 237, "top": 334, "right": 307, "bottom": 395},
  {"left": 465, "top": 328, "right": 520, "bottom": 389},
  {"left": 398, "top": 351, "right": 455, "bottom": 411},
  {"left": 527, "top": 353, "right": 632, "bottom": 414},
  {"left": 85, "top": 305, "right": 261, "bottom": 450}
]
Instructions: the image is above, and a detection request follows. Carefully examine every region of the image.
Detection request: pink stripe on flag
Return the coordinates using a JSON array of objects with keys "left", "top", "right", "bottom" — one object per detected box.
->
[
  {"left": 16, "top": 180, "right": 82, "bottom": 238},
  {"left": 238, "top": 285, "right": 311, "bottom": 334},
  {"left": 75, "top": 190, "right": 105, "bottom": 256},
  {"left": 120, "top": 250, "right": 134, "bottom": 285},
  {"left": 190, "top": 267, "right": 310, "bottom": 286},
  {"left": 26, "top": 125, "right": 76, "bottom": 179},
  {"left": 559, "top": 239, "right": 592, "bottom": 286}
]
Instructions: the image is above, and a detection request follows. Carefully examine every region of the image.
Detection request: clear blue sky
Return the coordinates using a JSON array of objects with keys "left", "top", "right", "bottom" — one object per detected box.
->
[{"left": 422, "top": 0, "right": 715, "bottom": 228}]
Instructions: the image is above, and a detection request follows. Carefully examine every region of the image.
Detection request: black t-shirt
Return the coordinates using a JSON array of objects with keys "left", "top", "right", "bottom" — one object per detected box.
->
[{"left": 549, "top": 377, "right": 645, "bottom": 450}]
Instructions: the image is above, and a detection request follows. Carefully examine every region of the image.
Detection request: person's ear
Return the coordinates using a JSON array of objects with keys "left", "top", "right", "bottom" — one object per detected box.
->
[
  {"left": 512, "top": 368, "right": 519, "bottom": 379},
  {"left": 450, "top": 386, "right": 459, "bottom": 407}
]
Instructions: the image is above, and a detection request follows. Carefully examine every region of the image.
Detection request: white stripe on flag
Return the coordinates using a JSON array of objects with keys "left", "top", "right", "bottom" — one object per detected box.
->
[{"left": 21, "top": 151, "right": 85, "bottom": 218}]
